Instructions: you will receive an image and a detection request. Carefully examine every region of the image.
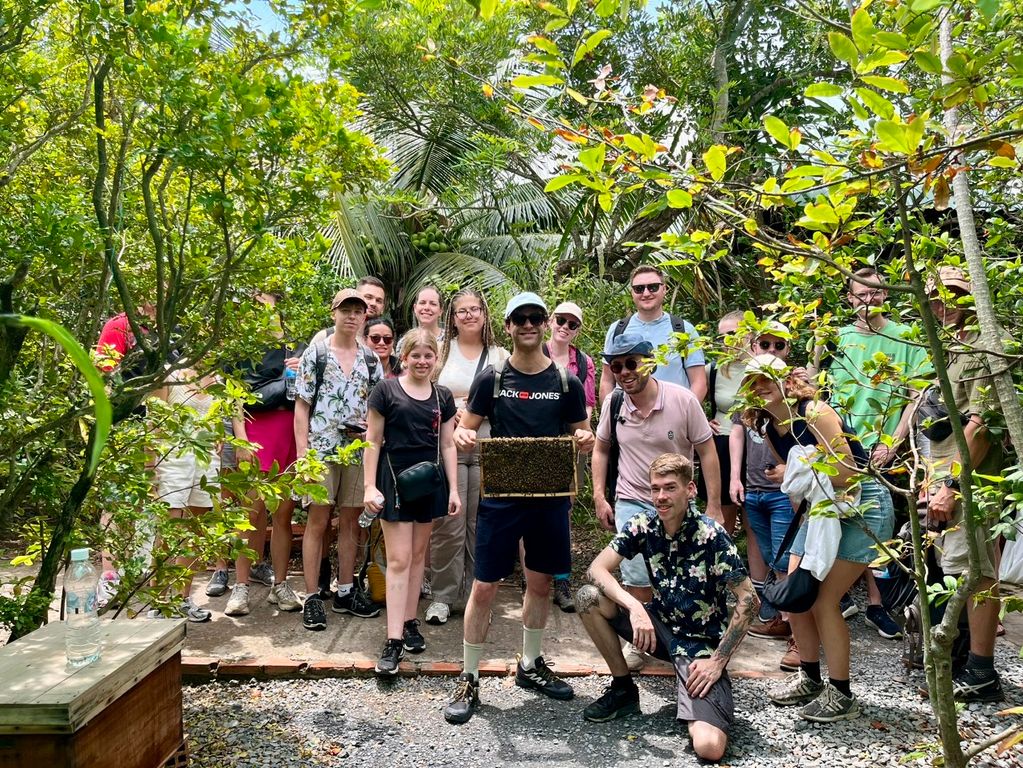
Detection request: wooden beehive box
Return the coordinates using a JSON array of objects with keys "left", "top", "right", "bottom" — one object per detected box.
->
[
  {"left": 479, "top": 437, "right": 578, "bottom": 497},
  {"left": 0, "top": 618, "right": 186, "bottom": 768}
]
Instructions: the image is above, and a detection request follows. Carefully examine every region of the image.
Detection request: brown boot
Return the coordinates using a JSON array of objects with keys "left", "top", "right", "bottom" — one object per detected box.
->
[
  {"left": 749, "top": 615, "right": 791, "bottom": 640},
  {"left": 780, "top": 636, "right": 800, "bottom": 672}
]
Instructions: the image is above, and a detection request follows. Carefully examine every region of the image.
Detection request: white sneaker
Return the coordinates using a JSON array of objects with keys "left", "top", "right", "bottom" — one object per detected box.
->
[
  {"left": 624, "top": 642, "right": 647, "bottom": 672},
  {"left": 225, "top": 584, "right": 250, "bottom": 616},
  {"left": 425, "top": 601, "right": 450, "bottom": 625},
  {"left": 268, "top": 581, "right": 302, "bottom": 612}
]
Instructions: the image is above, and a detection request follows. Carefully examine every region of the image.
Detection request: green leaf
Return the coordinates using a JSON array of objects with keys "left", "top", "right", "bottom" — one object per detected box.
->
[
  {"left": 565, "top": 87, "right": 588, "bottom": 105},
  {"left": 544, "top": 173, "right": 585, "bottom": 192},
  {"left": 986, "top": 156, "right": 1016, "bottom": 169},
  {"left": 545, "top": 17, "right": 570, "bottom": 32},
  {"left": 480, "top": 0, "right": 497, "bottom": 20},
  {"left": 976, "top": 0, "right": 999, "bottom": 19},
  {"left": 595, "top": 0, "right": 616, "bottom": 17},
  {"left": 828, "top": 32, "right": 859, "bottom": 65},
  {"left": 666, "top": 189, "right": 693, "bottom": 208},
  {"left": 528, "top": 35, "right": 561, "bottom": 57},
  {"left": 855, "top": 87, "right": 896, "bottom": 119},
  {"left": 510, "top": 73, "right": 564, "bottom": 89},
  {"left": 874, "top": 31, "right": 909, "bottom": 50},
  {"left": 860, "top": 75, "right": 910, "bottom": 93},
  {"left": 566, "top": 0, "right": 579, "bottom": 13},
  {"left": 804, "top": 83, "right": 844, "bottom": 98},
  {"left": 763, "top": 115, "right": 791, "bottom": 147},
  {"left": 857, "top": 50, "right": 908, "bottom": 73},
  {"left": 579, "top": 143, "right": 606, "bottom": 173},
  {"left": 703, "top": 145, "right": 727, "bottom": 181},
  {"left": 914, "top": 51, "right": 942, "bottom": 74},
  {"left": 572, "top": 29, "right": 612, "bottom": 67},
  {"left": 910, "top": 0, "right": 944, "bottom": 11},
  {"left": 851, "top": 7, "right": 877, "bottom": 52}
]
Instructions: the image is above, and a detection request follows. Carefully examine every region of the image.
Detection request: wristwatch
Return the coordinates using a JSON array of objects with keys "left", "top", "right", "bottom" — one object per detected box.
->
[{"left": 942, "top": 476, "right": 960, "bottom": 491}]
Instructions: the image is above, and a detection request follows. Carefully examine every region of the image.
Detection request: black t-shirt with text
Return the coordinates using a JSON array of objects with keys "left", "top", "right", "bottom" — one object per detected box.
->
[
  {"left": 466, "top": 362, "right": 587, "bottom": 438},
  {"left": 368, "top": 379, "right": 457, "bottom": 467}
]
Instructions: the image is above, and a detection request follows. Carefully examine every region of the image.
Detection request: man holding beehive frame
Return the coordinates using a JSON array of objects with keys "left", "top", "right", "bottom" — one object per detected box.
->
[{"left": 444, "top": 292, "right": 594, "bottom": 725}]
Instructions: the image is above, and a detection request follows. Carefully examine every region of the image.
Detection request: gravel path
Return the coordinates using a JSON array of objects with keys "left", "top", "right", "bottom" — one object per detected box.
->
[{"left": 184, "top": 640, "right": 1023, "bottom": 767}]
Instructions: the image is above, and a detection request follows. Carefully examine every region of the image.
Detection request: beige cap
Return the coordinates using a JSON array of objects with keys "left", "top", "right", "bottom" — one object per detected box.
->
[
  {"left": 742, "top": 353, "right": 789, "bottom": 380},
  {"left": 331, "top": 288, "right": 368, "bottom": 311},
  {"left": 553, "top": 301, "right": 583, "bottom": 323},
  {"left": 758, "top": 320, "right": 790, "bottom": 338},
  {"left": 926, "top": 266, "right": 971, "bottom": 296}
]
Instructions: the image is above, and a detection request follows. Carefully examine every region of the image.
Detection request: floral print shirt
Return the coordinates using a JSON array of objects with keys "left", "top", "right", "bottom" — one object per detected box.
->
[
  {"left": 295, "top": 342, "right": 382, "bottom": 460},
  {"left": 611, "top": 511, "right": 747, "bottom": 658}
]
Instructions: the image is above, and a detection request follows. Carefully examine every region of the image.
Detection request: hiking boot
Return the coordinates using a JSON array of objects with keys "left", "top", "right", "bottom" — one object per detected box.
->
[
  {"left": 444, "top": 672, "right": 480, "bottom": 724},
  {"left": 800, "top": 683, "right": 861, "bottom": 722},
  {"left": 303, "top": 595, "right": 327, "bottom": 631},
  {"left": 375, "top": 639, "right": 404, "bottom": 676},
  {"left": 402, "top": 618, "right": 426, "bottom": 654},
  {"left": 839, "top": 593, "right": 859, "bottom": 619},
  {"left": 769, "top": 668, "right": 824, "bottom": 706},
  {"left": 864, "top": 605, "right": 902, "bottom": 639},
  {"left": 225, "top": 584, "right": 250, "bottom": 616},
  {"left": 268, "top": 581, "right": 302, "bottom": 612},
  {"left": 951, "top": 667, "right": 1004, "bottom": 703},
  {"left": 250, "top": 561, "right": 275, "bottom": 587},
  {"left": 205, "top": 569, "right": 229, "bottom": 597},
  {"left": 425, "top": 601, "right": 450, "bottom": 625},
  {"left": 779, "top": 636, "right": 800, "bottom": 672},
  {"left": 179, "top": 598, "right": 212, "bottom": 623},
  {"left": 583, "top": 683, "right": 641, "bottom": 722},
  {"left": 515, "top": 656, "right": 574, "bottom": 700},
  {"left": 623, "top": 642, "right": 646, "bottom": 672},
  {"left": 749, "top": 615, "right": 791, "bottom": 640},
  {"left": 331, "top": 589, "right": 381, "bottom": 618},
  {"left": 553, "top": 578, "right": 576, "bottom": 613}
]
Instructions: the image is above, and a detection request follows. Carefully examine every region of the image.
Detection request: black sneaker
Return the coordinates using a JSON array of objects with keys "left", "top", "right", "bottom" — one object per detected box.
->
[
  {"left": 515, "top": 656, "right": 574, "bottom": 700},
  {"left": 952, "top": 667, "right": 1004, "bottom": 703},
  {"left": 443, "top": 672, "right": 480, "bottom": 724},
  {"left": 317, "top": 558, "right": 333, "bottom": 599},
  {"left": 864, "top": 605, "right": 903, "bottom": 639},
  {"left": 375, "top": 639, "right": 404, "bottom": 676},
  {"left": 303, "top": 595, "right": 327, "bottom": 631},
  {"left": 331, "top": 589, "right": 381, "bottom": 618},
  {"left": 583, "top": 683, "right": 640, "bottom": 722},
  {"left": 403, "top": 618, "right": 426, "bottom": 653},
  {"left": 553, "top": 578, "right": 576, "bottom": 613}
]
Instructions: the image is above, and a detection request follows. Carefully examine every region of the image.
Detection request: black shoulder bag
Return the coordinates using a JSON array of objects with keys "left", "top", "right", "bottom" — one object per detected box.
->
[
  {"left": 387, "top": 386, "right": 445, "bottom": 508},
  {"left": 761, "top": 501, "right": 820, "bottom": 613}
]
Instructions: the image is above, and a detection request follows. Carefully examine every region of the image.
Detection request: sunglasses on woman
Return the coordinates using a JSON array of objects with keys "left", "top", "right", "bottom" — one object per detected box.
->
[
  {"left": 368, "top": 334, "right": 393, "bottom": 344},
  {"left": 609, "top": 358, "right": 642, "bottom": 374},
  {"left": 510, "top": 311, "right": 547, "bottom": 327},
  {"left": 758, "top": 339, "right": 787, "bottom": 352},
  {"left": 554, "top": 316, "right": 580, "bottom": 331}
]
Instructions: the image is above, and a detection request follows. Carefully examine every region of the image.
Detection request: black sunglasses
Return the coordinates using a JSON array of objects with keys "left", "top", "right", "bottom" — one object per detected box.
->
[
  {"left": 631, "top": 282, "right": 663, "bottom": 294},
  {"left": 555, "top": 316, "right": 581, "bottom": 331},
  {"left": 510, "top": 311, "right": 547, "bottom": 327},
  {"left": 368, "top": 334, "right": 393, "bottom": 344},
  {"left": 610, "top": 358, "right": 642, "bottom": 374},
  {"left": 758, "top": 340, "right": 787, "bottom": 352}
]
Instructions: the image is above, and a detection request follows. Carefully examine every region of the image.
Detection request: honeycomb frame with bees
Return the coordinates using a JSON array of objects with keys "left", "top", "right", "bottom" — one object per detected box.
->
[{"left": 478, "top": 437, "right": 578, "bottom": 498}]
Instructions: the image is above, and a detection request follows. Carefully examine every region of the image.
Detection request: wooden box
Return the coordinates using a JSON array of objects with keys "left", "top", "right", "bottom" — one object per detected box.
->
[
  {"left": 0, "top": 619, "right": 186, "bottom": 768},
  {"left": 479, "top": 437, "right": 578, "bottom": 498}
]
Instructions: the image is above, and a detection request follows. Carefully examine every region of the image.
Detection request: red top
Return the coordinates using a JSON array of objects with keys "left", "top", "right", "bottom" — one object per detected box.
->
[{"left": 94, "top": 313, "right": 137, "bottom": 371}]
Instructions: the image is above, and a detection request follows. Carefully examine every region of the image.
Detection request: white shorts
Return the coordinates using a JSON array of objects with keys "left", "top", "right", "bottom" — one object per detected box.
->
[{"left": 156, "top": 453, "right": 220, "bottom": 508}]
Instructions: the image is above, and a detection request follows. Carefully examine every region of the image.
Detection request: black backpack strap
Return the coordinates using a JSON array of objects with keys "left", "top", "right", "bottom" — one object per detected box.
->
[
  {"left": 612, "top": 316, "right": 631, "bottom": 340},
  {"left": 311, "top": 339, "right": 328, "bottom": 415},
  {"left": 361, "top": 345, "right": 379, "bottom": 380},
  {"left": 575, "top": 347, "right": 587, "bottom": 389},
  {"left": 669, "top": 313, "right": 686, "bottom": 334},
  {"left": 708, "top": 361, "right": 717, "bottom": 411},
  {"left": 609, "top": 389, "right": 625, "bottom": 446},
  {"left": 556, "top": 363, "right": 569, "bottom": 393},
  {"left": 474, "top": 346, "right": 490, "bottom": 378},
  {"left": 491, "top": 357, "right": 506, "bottom": 398},
  {"left": 541, "top": 342, "right": 551, "bottom": 359}
]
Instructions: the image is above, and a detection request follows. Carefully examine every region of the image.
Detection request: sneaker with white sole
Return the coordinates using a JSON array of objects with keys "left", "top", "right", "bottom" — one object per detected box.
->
[
  {"left": 769, "top": 668, "right": 824, "bottom": 706},
  {"left": 179, "top": 598, "right": 212, "bottom": 623},
  {"left": 205, "top": 569, "right": 229, "bottom": 597},
  {"left": 225, "top": 584, "right": 250, "bottom": 616},
  {"left": 268, "top": 581, "right": 302, "bottom": 612},
  {"left": 515, "top": 656, "right": 574, "bottom": 700},
  {"left": 839, "top": 593, "right": 858, "bottom": 618},
  {"left": 250, "top": 561, "right": 275, "bottom": 587},
  {"left": 864, "top": 605, "right": 902, "bottom": 639},
  {"left": 425, "top": 601, "right": 450, "bottom": 625},
  {"left": 799, "top": 683, "right": 860, "bottom": 722}
]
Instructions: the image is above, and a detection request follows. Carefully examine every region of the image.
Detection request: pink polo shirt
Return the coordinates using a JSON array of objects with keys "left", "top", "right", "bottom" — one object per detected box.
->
[{"left": 596, "top": 380, "right": 713, "bottom": 502}]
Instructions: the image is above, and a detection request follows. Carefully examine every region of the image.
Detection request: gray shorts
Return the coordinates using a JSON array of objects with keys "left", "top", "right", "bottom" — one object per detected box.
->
[{"left": 609, "top": 605, "right": 734, "bottom": 733}]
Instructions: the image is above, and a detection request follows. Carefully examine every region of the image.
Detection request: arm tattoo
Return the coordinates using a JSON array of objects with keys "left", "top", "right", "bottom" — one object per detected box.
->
[{"left": 713, "top": 581, "right": 757, "bottom": 662}]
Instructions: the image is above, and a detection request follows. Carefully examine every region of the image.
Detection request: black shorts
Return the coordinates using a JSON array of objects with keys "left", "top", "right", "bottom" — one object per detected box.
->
[
  {"left": 474, "top": 497, "right": 571, "bottom": 582},
  {"left": 696, "top": 433, "right": 732, "bottom": 507},
  {"left": 609, "top": 605, "right": 735, "bottom": 733},
  {"left": 377, "top": 460, "right": 449, "bottom": 525}
]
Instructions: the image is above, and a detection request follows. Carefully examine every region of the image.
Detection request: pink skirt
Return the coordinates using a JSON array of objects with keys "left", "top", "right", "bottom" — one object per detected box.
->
[{"left": 247, "top": 409, "right": 297, "bottom": 474}]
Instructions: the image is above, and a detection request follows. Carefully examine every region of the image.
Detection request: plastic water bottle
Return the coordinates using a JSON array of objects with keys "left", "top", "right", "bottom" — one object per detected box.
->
[
  {"left": 284, "top": 368, "right": 297, "bottom": 400},
  {"left": 64, "top": 548, "right": 102, "bottom": 668},
  {"left": 359, "top": 493, "right": 385, "bottom": 528}
]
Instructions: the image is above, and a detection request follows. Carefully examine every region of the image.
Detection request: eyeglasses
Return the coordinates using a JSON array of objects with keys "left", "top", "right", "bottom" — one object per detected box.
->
[
  {"left": 509, "top": 311, "right": 547, "bottom": 327},
  {"left": 631, "top": 282, "right": 663, "bottom": 294},
  {"left": 555, "top": 316, "right": 580, "bottom": 331},
  {"left": 757, "top": 340, "right": 787, "bottom": 352},
  {"left": 368, "top": 334, "right": 393, "bottom": 344},
  {"left": 610, "top": 358, "right": 642, "bottom": 374},
  {"left": 455, "top": 305, "right": 483, "bottom": 319}
]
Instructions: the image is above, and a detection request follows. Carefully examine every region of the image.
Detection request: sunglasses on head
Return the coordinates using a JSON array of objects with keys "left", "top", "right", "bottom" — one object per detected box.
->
[
  {"left": 368, "top": 334, "right": 393, "bottom": 344},
  {"left": 509, "top": 311, "right": 547, "bottom": 327},
  {"left": 610, "top": 358, "right": 643, "bottom": 374},
  {"left": 555, "top": 316, "right": 580, "bottom": 331},
  {"left": 631, "top": 282, "right": 663, "bottom": 294},
  {"left": 758, "top": 339, "right": 787, "bottom": 352}
]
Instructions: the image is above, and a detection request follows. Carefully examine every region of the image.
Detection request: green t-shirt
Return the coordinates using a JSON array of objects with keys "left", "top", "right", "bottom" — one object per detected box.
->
[{"left": 827, "top": 321, "right": 932, "bottom": 448}]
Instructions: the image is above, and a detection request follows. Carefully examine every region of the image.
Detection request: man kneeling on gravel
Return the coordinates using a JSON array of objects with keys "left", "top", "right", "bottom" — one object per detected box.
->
[{"left": 577, "top": 453, "right": 756, "bottom": 763}]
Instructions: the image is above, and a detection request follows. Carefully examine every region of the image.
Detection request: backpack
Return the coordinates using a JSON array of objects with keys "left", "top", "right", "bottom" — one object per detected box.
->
[
  {"left": 542, "top": 342, "right": 589, "bottom": 391},
  {"left": 309, "top": 334, "right": 379, "bottom": 415},
  {"left": 611, "top": 313, "right": 689, "bottom": 340},
  {"left": 604, "top": 389, "right": 626, "bottom": 502},
  {"left": 489, "top": 358, "right": 569, "bottom": 432}
]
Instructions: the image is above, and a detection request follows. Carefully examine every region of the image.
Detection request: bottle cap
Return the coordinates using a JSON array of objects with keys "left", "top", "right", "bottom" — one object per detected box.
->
[{"left": 70, "top": 548, "right": 90, "bottom": 562}]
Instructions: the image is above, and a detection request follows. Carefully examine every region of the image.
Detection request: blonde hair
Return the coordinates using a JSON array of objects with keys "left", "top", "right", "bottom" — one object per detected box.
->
[
  {"left": 397, "top": 328, "right": 439, "bottom": 361},
  {"left": 649, "top": 453, "right": 694, "bottom": 485},
  {"left": 741, "top": 374, "right": 819, "bottom": 434}
]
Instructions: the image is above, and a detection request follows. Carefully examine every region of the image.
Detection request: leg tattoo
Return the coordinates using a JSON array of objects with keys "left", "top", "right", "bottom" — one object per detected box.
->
[{"left": 576, "top": 584, "right": 600, "bottom": 614}]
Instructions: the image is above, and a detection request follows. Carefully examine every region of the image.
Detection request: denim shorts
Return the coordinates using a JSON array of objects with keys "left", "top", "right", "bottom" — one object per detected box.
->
[
  {"left": 790, "top": 480, "right": 895, "bottom": 565},
  {"left": 743, "top": 489, "right": 795, "bottom": 572},
  {"left": 615, "top": 498, "right": 656, "bottom": 587}
]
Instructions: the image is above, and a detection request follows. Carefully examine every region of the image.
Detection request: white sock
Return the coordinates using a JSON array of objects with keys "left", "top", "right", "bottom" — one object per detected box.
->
[
  {"left": 463, "top": 640, "right": 484, "bottom": 679},
  {"left": 336, "top": 582, "right": 353, "bottom": 597},
  {"left": 521, "top": 626, "right": 544, "bottom": 669}
]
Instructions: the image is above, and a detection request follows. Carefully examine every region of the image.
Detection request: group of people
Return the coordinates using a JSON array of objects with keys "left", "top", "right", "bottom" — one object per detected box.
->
[{"left": 93, "top": 262, "right": 1008, "bottom": 762}]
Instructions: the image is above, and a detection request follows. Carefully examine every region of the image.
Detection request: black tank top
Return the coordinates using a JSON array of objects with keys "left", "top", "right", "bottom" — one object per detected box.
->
[{"left": 764, "top": 399, "right": 868, "bottom": 468}]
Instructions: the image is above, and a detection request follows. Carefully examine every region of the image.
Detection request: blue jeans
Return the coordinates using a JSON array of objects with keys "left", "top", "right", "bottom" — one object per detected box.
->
[
  {"left": 614, "top": 498, "right": 656, "bottom": 587},
  {"left": 744, "top": 489, "right": 796, "bottom": 573}
]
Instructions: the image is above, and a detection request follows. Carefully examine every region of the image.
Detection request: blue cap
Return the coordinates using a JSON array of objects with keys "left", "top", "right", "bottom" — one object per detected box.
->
[
  {"left": 603, "top": 333, "right": 654, "bottom": 361},
  {"left": 504, "top": 292, "right": 547, "bottom": 319}
]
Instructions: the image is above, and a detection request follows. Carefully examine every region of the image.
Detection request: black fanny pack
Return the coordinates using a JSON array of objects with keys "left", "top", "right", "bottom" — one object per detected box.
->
[
  {"left": 915, "top": 386, "right": 968, "bottom": 442},
  {"left": 761, "top": 502, "right": 821, "bottom": 614}
]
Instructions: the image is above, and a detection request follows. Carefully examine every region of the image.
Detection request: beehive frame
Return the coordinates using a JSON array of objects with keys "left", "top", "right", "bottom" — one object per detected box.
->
[{"left": 479, "top": 437, "right": 578, "bottom": 498}]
